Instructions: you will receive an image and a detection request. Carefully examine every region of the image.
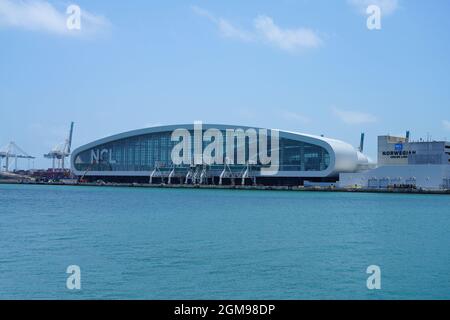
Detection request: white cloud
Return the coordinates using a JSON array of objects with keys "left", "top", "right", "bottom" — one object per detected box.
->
[
  {"left": 191, "top": 5, "right": 253, "bottom": 42},
  {"left": 218, "top": 18, "right": 254, "bottom": 42},
  {"left": 347, "top": 0, "right": 399, "bottom": 16},
  {"left": 254, "top": 15, "right": 322, "bottom": 51},
  {"left": 192, "top": 6, "right": 322, "bottom": 52},
  {"left": 282, "top": 111, "right": 311, "bottom": 124},
  {"left": 443, "top": 120, "right": 450, "bottom": 131},
  {"left": 0, "top": 0, "right": 110, "bottom": 36},
  {"left": 331, "top": 106, "right": 378, "bottom": 125}
]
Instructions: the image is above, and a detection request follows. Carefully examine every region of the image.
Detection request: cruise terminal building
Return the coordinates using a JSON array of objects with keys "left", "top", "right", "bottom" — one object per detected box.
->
[{"left": 71, "top": 124, "right": 371, "bottom": 185}]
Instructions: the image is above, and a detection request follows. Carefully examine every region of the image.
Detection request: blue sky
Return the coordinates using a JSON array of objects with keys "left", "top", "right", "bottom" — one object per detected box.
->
[{"left": 1, "top": 0, "right": 450, "bottom": 168}]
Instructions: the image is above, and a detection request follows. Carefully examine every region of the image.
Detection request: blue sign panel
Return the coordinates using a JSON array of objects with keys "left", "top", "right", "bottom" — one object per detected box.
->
[{"left": 395, "top": 143, "right": 403, "bottom": 151}]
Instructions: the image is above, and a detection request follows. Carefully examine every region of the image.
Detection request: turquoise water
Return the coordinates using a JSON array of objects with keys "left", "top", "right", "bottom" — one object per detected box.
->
[{"left": 1, "top": 184, "right": 450, "bottom": 299}]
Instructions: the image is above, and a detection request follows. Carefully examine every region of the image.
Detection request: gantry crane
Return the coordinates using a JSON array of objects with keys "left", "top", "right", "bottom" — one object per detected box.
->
[
  {"left": 0, "top": 142, "right": 35, "bottom": 172},
  {"left": 44, "top": 122, "right": 74, "bottom": 171}
]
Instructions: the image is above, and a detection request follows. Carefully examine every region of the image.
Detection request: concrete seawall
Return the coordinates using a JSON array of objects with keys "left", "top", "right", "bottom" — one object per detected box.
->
[{"left": 1, "top": 179, "right": 450, "bottom": 195}]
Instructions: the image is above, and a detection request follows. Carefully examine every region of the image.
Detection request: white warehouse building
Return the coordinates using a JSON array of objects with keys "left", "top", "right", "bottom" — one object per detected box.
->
[{"left": 339, "top": 134, "right": 450, "bottom": 190}]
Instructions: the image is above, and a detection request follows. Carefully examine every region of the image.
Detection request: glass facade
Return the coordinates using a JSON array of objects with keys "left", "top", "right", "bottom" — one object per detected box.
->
[{"left": 73, "top": 129, "right": 330, "bottom": 174}]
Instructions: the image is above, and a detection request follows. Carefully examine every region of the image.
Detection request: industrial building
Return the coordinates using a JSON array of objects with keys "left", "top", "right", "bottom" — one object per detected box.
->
[
  {"left": 71, "top": 124, "right": 371, "bottom": 185},
  {"left": 339, "top": 133, "right": 450, "bottom": 190}
]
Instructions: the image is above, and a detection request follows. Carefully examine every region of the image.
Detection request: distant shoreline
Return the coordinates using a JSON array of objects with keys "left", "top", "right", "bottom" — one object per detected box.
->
[{"left": 1, "top": 180, "right": 449, "bottom": 195}]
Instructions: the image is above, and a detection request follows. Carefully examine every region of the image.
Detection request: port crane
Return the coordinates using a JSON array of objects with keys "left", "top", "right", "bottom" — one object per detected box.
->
[
  {"left": 0, "top": 142, "right": 35, "bottom": 172},
  {"left": 44, "top": 122, "right": 74, "bottom": 171}
]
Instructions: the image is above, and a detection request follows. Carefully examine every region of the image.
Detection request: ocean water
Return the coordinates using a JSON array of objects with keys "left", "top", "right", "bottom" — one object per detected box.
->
[{"left": 1, "top": 184, "right": 450, "bottom": 300}]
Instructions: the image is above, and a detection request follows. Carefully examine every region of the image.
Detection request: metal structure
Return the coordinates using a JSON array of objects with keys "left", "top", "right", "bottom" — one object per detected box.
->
[
  {"left": 149, "top": 164, "right": 165, "bottom": 184},
  {"left": 359, "top": 132, "right": 365, "bottom": 152},
  {"left": 44, "top": 122, "right": 74, "bottom": 171},
  {"left": 0, "top": 142, "right": 35, "bottom": 172}
]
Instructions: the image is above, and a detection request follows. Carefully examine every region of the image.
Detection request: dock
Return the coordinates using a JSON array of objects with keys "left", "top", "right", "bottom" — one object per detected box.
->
[{"left": 1, "top": 179, "right": 449, "bottom": 195}]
